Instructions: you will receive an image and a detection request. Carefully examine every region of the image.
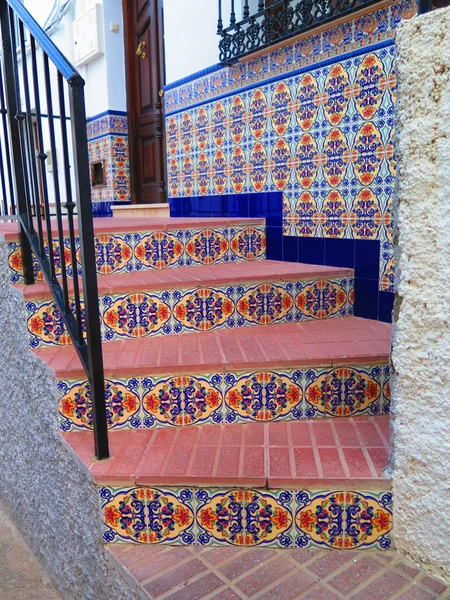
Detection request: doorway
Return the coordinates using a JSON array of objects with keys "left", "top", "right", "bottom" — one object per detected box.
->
[{"left": 123, "top": 0, "right": 166, "bottom": 205}]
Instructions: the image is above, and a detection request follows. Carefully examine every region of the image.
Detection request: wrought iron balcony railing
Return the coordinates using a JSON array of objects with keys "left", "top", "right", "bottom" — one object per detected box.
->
[{"left": 217, "top": 0, "right": 411, "bottom": 63}]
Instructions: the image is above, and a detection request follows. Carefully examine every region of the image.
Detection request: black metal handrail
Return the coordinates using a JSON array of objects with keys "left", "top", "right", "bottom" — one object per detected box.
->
[
  {"left": 217, "top": 0, "right": 383, "bottom": 63},
  {"left": 0, "top": 0, "right": 109, "bottom": 459}
]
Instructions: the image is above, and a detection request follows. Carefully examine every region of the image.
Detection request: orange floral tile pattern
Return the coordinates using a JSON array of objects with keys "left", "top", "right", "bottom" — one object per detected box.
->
[
  {"left": 58, "top": 365, "right": 390, "bottom": 432},
  {"left": 164, "top": 0, "right": 417, "bottom": 296},
  {"left": 100, "top": 486, "right": 393, "bottom": 550},
  {"left": 25, "top": 276, "right": 353, "bottom": 347},
  {"left": 101, "top": 487, "right": 195, "bottom": 545},
  {"left": 7, "top": 225, "right": 266, "bottom": 284}
]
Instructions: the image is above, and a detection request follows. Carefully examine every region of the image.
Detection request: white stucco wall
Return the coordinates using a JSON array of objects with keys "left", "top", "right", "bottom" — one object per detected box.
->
[
  {"left": 25, "top": 0, "right": 126, "bottom": 118},
  {"left": 392, "top": 6, "right": 450, "bottom": 582},
  {"left": 164, "top": 0, "right": 243, "bottom": 83}
]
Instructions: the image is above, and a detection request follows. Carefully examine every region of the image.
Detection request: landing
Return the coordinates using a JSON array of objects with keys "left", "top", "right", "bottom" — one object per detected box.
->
[
  {"left": 0, "top": 215, "right": 264, "bottom": 240},
  {"left": 108, "top": 544, "right": 450, "bottom": 600}
]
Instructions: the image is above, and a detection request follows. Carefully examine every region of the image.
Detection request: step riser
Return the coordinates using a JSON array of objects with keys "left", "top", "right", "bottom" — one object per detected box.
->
[
  {"left": 99, "top": 485, "right": 393, "bottom": 551},
  {"left": 58, "top": 363, "right": 390, "bottom": 431},
  {"left": 7, "top": 224, "right": 266, "bottom": 283},
  {"left": 26, "top": 276, "right": 354, "bottom": 347}
]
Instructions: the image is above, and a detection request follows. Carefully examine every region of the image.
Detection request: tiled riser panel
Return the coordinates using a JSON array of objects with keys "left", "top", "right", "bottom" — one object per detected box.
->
[
  {"left": 100, "top": 486, "right": 393, "bottom": 551},
  {"left": 58, "top": 364, "right": 390, "bottom": 431},
  {"left": 25, "top": 276, "right": 354, "bottom": 347},
  {"left": 7, "top": 226, "right": 266, "bottom": 284}
]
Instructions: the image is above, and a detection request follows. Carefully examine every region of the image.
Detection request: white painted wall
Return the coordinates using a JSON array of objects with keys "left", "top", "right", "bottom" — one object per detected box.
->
[
  {"left": 8, "top": 0, "right": 127, "bottom": 211},
  {"left": 393, "top": 6, "right": 450, "bottom": 583},
  {"left": 25, "top": 0, "right": 126, "bottom": 118},
  {"left": 164, "top": 0, "right": 244, "bottom": 84}
]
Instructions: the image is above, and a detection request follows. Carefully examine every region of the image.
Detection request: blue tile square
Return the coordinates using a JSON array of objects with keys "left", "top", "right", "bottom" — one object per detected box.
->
[
  {"left": 182, "top": 196, "right": 195, "bottom": 217},
  {"left": 355, "top": 240, "right": 380, "bottom": 280},
  {"left": 248, "top": 192, "right": 266, "bottom": 218},
  {"left": 378, "top": 291, "right": 394, "bottom": 323},
  {"left": 325, "top": 238, "right": 355, "bottom": 269},
  {"left": 265, "top": 192, "right": 283, "bottom": 227},
  {"left": 266, "top": 226, "right": 283, "bottom": 261},
  {"left": 211, "top": 195, "right": 229, "bottom": 217},
  {"left": 354, "top": 278, "right": 379, "bottom": 320},
  {"left": 298, "top": 237, "right": 325, "bottom": 265},
  {"left": 195, "top": 196, "right": 212, "bottom": 217},
  {"left": 228, "top": 194, "right": 249, "bottom": 218},
  {"left": 170, "top": 197, "right": 183, "bottom": 218},
  {"left": 283, "top": 236, "right": 298, "bottom": 263}
]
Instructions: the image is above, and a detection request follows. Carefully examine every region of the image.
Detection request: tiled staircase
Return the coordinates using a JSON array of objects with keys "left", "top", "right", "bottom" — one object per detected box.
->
[{"left": 6, "top": 216, "right": 393, "bottom": 590}]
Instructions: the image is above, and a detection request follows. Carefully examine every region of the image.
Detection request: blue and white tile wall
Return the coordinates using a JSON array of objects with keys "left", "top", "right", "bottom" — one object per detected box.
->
[{"left": 165, "top": 0, "right": 418, "bottom": 322}]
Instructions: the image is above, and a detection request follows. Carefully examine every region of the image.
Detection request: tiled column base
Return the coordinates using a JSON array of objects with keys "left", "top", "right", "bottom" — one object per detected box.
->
[
  {"left": 58, "top": 363, "right": 390, "bottom": 431},
  {"left": 99, "top": 486, "right": 393, "bottom": 551}
]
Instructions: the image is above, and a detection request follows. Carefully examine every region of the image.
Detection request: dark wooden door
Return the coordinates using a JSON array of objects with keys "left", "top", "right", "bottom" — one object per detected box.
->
[{"left": 123, "top": 0, "right": 166, "bottom": 204}]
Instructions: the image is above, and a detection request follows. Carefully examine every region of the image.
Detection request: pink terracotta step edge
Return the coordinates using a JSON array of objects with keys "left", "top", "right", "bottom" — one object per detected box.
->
[
  {"left": 63, "top": 416, "right": 391, "bottom": 490},
  {"left": 34, "top": 317, "right": 392, "bottom": 379},
  {"left": 15, "top": 260, "right": 353, "bottom": 299},
  {"left": 0, "top": 216, "right": 265, "bottom": 241}
]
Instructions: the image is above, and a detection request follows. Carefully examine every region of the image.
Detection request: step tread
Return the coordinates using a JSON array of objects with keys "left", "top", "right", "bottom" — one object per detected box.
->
[
  {"left": 0, "top": 216, "right": 264, "bottom": 241},
  {"left": 64, "top": 415, "right": 390, "bottom": 489},
  {"left": 35, "top": 316, "right": 391, "bottom": 379},
  {"left": 16, "top": 259, "right": 353, "bottom": 299},
  {"left": 106, "top": 545, "right": 444, "bottom": 600}
]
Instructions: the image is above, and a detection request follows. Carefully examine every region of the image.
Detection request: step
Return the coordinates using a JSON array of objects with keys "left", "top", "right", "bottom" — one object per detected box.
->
[
  {"left": 2, "top": 216, "right": 266, "bottom": 283},
  {"left": 106, "top": 545, "right": 448, "bottom": 600},
  {"left": 33, "top": 316, "right": 391, "bottom": 432},
  {"left": 111, "top": 202, "right": 170, "bottom": 219},
  {"left": 64, "top": 416, "right": 393, "bottom": 550},
  {"left": 20, "top": 261, "right": 354, "bottom": 347}
]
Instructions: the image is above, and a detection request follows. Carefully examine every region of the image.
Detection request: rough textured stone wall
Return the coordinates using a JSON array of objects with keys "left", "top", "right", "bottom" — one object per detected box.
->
[
  {"left": 0, "top": 234, "right": 139, "bottom": 600},
  {"left": 392, "top": 7, "right": 450, "bottom": 582}
]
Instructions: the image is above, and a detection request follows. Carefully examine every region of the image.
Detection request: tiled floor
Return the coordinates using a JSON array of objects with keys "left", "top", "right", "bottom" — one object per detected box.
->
[
  {"left": 35, "top": 316, "right": 391, "bottom": 379},
  {"left": 0, "top": 216, "right": 265, "bottom": 240},
  {"left": 107, "top": 544, "right": 450, "bottom": 600},
  {"left": 16, "top": 259, "right": 352, "bottom": 298},
  {"left": 64, "top": 415, "right": 390, "bottom": 488}
]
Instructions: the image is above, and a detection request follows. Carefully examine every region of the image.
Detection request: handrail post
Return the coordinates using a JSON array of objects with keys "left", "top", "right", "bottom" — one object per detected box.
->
[
  {"left": 68, "top": 75, "right": 109, "bottom": 460},
  {"left": 0, "top": 0, "right": 34, "bottom": 285}
]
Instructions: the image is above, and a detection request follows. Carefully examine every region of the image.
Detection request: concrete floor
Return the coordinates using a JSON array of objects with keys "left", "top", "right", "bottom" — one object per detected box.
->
[{"left": 0, "top": 499, "right": 61, "bottom": 600}]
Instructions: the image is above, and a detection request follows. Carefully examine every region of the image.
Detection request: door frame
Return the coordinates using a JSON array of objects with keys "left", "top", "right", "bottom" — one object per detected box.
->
[{"left": 122, "top": 0, "right": 167, "bottom": 205}]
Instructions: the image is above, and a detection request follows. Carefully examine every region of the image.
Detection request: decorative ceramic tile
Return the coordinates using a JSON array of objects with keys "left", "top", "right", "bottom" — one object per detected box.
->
[
  {"left": 8, "top": 225, "right": 267, "bottom": 284},
  {"left": 58, "top": 378, "right": 141, "bottom": 431},
  {"left": 100, "top": 486, "right": 195, "bottom": 545},
  {"left": 142, "top": 374, "right": 223, "bottom": 428},
  {"left": 295, "top": 278, "right": 354, "bottom": 321},
  {"left": 295, "top": 490, "right": 392, "bottom": 550},
  {"left": 57, "top": 365, "right": 389, "bottom": 432},
  {"left": 196, "top": 488, "right": 294, "bottom": 548},
  {"left": 102, "top": 291, "right": 172, "bottom": 341},
  {"left": 25, "top": 274, "right": 352, "bottom": 346},
  {"left": 95, "top": 233, "right": 134, "bottom": 274},
  {"left": 8, "top": 238, "right": 80, "bottom": 284},
  {"left": 26, "top": 298, "right": 85, "bottom": 348},
  {"left": 224, "top": 365, "right": 388, "bottom": 424},
  {"left": 99, "top": 486, "right": 393, "bottom": 550}
]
